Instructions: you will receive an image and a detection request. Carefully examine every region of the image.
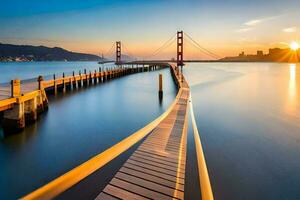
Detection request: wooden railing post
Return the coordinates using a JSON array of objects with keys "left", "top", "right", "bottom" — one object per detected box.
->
[
  {"left": 11, "top": 79, "right": 21, "bottom": 98},
  {"left": 62, "top": 73, "right": 66, "bottom": 93},
  {"left": 99, "top": 67, "right": 102, "bottom": 82},
  {"left": 79, "top": 70, "right": 82, "bottom": 87},
  {"left": 53, "top": 74, "right": 57, "bottom": 95},
  {"left": 38, "top": 76, "right": 44, "bottom": 90}
]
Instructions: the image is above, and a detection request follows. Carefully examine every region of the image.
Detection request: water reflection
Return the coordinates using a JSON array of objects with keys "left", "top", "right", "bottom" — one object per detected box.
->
[
  {"left": 289, "top": 64, "right": 297, "bottom": 97},
  {"left": 184, "top": 63, "right": 300, "bottom": 200},
  {"left": 286, "top": 64, "right": 298, "bottom": 115},
  {"left": 0, "top": 68, "right": 177, "bottom": 200}
]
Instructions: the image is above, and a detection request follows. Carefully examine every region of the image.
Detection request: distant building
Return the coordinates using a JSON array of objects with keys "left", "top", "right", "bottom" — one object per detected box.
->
[
  {"left": 220, "top": 48, "right": 299, "bottom": 62},
  {"left": 269, "top": 48, "right": 282, "bottom": 55},
  {"left": 257, "top": 50, "right": 263, "bottom": 56}
]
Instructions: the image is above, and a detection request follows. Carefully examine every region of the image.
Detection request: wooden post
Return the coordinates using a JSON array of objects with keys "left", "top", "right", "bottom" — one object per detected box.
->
[
  {"left": 53, "top": 74, "right": 57, "bottom": 95},
  {"left": 79, "top": 70, "right": 82, "bottom": 88},
  {"left": 84, "top": 69, "right": 87, "bottom": 86},
  {"left": 38, "top": 76, "right": 44, "bottom": 90},
  {"left": 73, "top": 71, "right": 77, "bottom": 89},
  {"left": 99, "top": 67, "right": 102, "bottom": 82},
  {"left": 159, "top": 74, "right": 163, "bottom": 98},
  {"left": 88, "top": 71, "right": 91, "bottom": 85},
  {"left": 11, "top": 79, "right": 21, "bottom": 98},
  {"left": 37, "top": 75, "right": 48, "bottom": 113},
  {"left": 94, "top": 70, "right": 97, "bottom": 83},
  {"left": 62, "top": 73, "right": 66, "bottom": 93}
]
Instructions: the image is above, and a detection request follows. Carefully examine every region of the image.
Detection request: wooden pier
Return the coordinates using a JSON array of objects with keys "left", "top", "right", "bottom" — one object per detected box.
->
[
  {"left": 21, "top": 63, "right": 207, "bottom": 200},
  {"left": 14, "top": 30, "right": 215, "bottom": 200},
  {"left": 0, "top": 65, "right": 162, "bottom": 134},
  {"left": 96, "top": 64, "right": 189, "bottom": 200}
]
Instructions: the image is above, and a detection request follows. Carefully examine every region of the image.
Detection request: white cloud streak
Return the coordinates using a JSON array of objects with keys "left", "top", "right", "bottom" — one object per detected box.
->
[
  {"left": 236, "top": 28, "right": 252, "bottom": 33},
  {"left": 282, "top": 27, "right": 297, "bottom": 33}
]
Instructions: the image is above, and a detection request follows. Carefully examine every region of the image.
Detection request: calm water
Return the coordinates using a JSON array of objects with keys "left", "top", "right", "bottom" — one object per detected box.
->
[
  {"left": 184, "top": 63, "right": 300, "bottom": 200},
  {"left": 1, "top": 61, "right": 300, "bottom": 200},
  {"left": 0, "top": 62, "right": 177, "bottom": 199},
  {"left": 0, "top": 61, "right": 115, "bottom": 83}
]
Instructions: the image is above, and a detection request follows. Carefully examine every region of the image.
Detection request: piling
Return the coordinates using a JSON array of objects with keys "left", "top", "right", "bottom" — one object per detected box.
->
[
  {"left": 159, "top": 74, "right": 163, "bottom": 99},
  {"left": 63, "top": 73, "right": 66, "bottom": 93},
  {"left": 78, "top": 71, "right": 81, "bottom": 88},
  {"left": 3, "top": 79, "right": 25, "bottom": 133},
  {"left": 37, "top": 76, "right": 48, "bottom": 113},
  {"left": 94, "top": 70, "right": 97, "bottom": 84},
  {"left": 53, "top": 74, "right": 57, "bottom": 95}
]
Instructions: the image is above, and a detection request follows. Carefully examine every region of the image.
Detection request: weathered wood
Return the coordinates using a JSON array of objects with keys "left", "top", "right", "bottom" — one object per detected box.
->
[{"left": 97, "top": 64, "right": 189, "bottom": 200}]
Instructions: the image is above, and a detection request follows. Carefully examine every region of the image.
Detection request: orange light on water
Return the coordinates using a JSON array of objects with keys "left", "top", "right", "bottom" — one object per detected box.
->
[{"left": 289, "top": 64, "right": 296, "bottom": 96}]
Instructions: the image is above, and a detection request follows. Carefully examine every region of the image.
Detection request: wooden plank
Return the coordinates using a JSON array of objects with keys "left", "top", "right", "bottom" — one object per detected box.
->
[
  {"left": 126, "top": 159, "right": 185, "bottom": 179},
  {"left": 95, "top": 192, "right": 119, "bottom": 200},
  {"left": 134, "top": 150, "right": 185, "bottom": 164},
  {"left": 94, "top": 64, "right": 189, "bottom": 200},
  {"left": 115, "top": 172, "right": 184, "bottom": 199},
  {"left": 132, "top": 153, "right": 185, "bottom": 169},
  {"left": 110, "top": 178, "right": 172, "bottom": 200},
  {"left": 128, "top": 157, "right": 182, "bottom": 173},
  {"left": 138, "top": 146, "right": 185, "bottom": 157},
  {"left": 119, "top": 167, "right": 184, "bottom": 191},
  {"left": 123, "top": 163, "right": 185, "bottom": 185},
  {"left": 136, "top": 149, "right": 186, "bottom": 162},
  {"left": 140, "top": 142, "right": 181, "bottom": 150},
  {"left": 139, "top": 144, "right": 184, "bottom": 155},
  {"left": 102, "top": 184, "right": 148, "bottom": 200}
]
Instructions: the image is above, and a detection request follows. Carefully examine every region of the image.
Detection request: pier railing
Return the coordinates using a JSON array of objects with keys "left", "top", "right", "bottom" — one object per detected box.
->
[{"left": 190, "top": 95, "right": 214, "bottom": 200}]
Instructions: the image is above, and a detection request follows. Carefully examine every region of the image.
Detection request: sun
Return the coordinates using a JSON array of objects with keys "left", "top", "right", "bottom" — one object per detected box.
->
[{"left": 290, "top": 42, "right": 299, "bottom": 51}]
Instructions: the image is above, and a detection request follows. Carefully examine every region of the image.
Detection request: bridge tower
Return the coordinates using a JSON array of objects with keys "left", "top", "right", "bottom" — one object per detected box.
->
[
  {"left": 116, "top": 41, "right": 121, "bottom": 65},
  {"left": 177, "top": 31, "right": 184, "bottom": 75}
]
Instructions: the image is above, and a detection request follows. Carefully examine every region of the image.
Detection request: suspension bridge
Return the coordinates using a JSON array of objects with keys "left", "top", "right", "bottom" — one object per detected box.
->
[{"left": 0, "top": 31, "right": 215, "bottom": 200}]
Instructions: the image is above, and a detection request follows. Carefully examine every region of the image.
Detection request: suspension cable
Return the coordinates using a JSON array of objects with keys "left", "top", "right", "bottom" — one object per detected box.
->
[
  {"left": 184, "top": 32, "right": 221, "bottom": 59},
  {"left": 144, "top": 33, "right": 177, "bottom": 60},
  {"left": 122, "top": 43, "right": 137, "bottom": 60},
  {"left": 103, "top": 43, "right": 115, "bottom": 60},
  {"left": 184, "top": 38, "right": 219, "bottom": 60}
]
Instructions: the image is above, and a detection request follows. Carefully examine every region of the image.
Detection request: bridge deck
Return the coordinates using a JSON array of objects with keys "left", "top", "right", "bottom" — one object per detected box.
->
[{"left": 96, "top": 66, "right": 190, "bottom": 200}]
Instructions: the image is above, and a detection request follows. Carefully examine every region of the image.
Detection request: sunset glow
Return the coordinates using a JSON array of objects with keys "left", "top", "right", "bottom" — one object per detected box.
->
[
  {"left": 290, "top": 42, "right": 299, "bottom": 51},
  {"left": 0, "top": 0, "right": 300, "bottom": 58}
]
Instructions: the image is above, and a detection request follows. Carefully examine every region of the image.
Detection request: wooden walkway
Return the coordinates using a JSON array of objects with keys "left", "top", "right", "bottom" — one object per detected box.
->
[
  {"left": 20, "top": 64, "right": 197, "bottom": 200},
  {"left": 0, "top": 66, "right": 158, "bottom": 112},
  {"left": 96, "top": 65, "right": 190, "bottom": 200}
]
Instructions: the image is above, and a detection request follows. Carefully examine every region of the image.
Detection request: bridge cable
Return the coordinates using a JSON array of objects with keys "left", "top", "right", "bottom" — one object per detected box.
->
[
  {"left": 103, "top": 43, "right": 115, "bottom": 60},
  {"left": 184, "top": 38, "right": 219, "bottom": 60},
  {"left": 184, "top": 32, "right": 221, "bottom": 59},
  {"left": 143, "top": 33, "right": 177, "bottom": 60},
  {"left": 122, "top": 43, "right": 138, "bottom": 61}
]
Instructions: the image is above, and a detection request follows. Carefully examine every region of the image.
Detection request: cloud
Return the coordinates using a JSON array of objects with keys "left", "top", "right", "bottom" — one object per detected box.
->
[
  {"left": 282, "top": 27, "right": 297, "bottom": 33},
  {"left": 244, "top": 16, "right": 278, "bottom": 27},
  {"left": 236, "top": 15, "right": 279, "bottom": 34},
  {"left": 236, "top": 28, "right": 252, "bottom": 33},
  {"left": 244, "top": 20, "right": 261, "bottom": 26}
]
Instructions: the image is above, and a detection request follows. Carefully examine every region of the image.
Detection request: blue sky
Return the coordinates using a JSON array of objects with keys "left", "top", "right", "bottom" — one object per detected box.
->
[{"left": 0, "top": 0, "right": 299, "bottom": 58}]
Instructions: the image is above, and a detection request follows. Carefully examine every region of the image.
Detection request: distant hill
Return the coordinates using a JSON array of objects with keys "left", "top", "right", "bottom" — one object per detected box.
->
[{"left": 0, "top": 43, "right": 102, "bottom": 61}]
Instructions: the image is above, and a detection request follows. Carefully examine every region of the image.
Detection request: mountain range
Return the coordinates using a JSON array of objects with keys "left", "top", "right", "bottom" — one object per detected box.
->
[{"left": 0, "top": 43, "right": 102, "bottom": 61}]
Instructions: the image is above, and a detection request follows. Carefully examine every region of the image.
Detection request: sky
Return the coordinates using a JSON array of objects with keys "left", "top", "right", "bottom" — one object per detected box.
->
[{"left": 0, "top": 0, "right": 299, "bottom": 59}]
